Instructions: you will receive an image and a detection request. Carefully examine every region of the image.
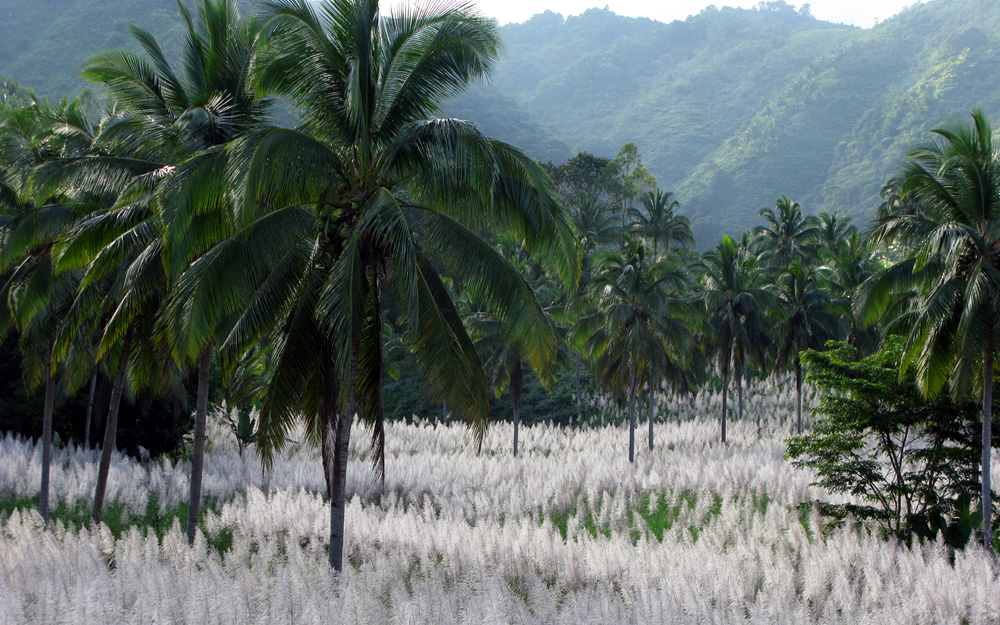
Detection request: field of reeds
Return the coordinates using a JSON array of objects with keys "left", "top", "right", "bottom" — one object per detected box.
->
[{"left": 2, "top": 379, "right": 999, "bottom": 624}]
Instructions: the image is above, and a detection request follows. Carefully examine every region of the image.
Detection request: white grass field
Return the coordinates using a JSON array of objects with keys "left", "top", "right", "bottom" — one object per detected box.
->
[{"left": 2, "top": 379, "right": 999, "bottom": 624}]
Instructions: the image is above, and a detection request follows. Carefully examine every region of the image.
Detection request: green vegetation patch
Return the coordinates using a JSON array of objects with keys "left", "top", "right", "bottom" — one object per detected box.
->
[{"left": 0, "top": 492, "right": 234, "bottom": 556}]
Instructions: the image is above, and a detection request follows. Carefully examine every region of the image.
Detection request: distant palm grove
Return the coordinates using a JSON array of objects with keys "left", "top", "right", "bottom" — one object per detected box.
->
[{"left": 1, "top": 0, "right": 999, "bottom": 586}]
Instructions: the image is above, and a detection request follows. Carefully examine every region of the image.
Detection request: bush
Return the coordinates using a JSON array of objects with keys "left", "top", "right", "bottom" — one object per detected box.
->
[{"left": 785, "top": 337, "right": 996, "bottom": 548}]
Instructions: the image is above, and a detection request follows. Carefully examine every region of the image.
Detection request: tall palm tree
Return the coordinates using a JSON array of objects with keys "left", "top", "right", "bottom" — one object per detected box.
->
[
  {"left": 770, "top": 260, "right": 843, "bottom": 433},
  {"left": 827, "top": 229, "right": 881, "bottom": 355},
  {"left": 61, "top": 0, "right": 268, "bottom": 535},
  {"left": 464, "top": 240, "right": 562, "bottom": 456},
  {"left": 174, "top": 0, "right": 578, "bottom": 570},
  {"left": 628, "top": 188, "right": 693, "bottom": 256},
  {"left": 860, "top": 108, "right": 1000, "bottom": 549},
  {"left": 0, "top": 99, "right": 97, "bottom": 526},
  {"left": 577, "top": 237, "right": 690, "bottom": 461},
  {"left": 815, "top": 211, "right": 852, "bottom": 252},
  {"left": 754, "top": 195, "right": 820, "bottom": 266},
  {"left": 565, "top": 196, "right": 619, "bottom": 422},
  {"left": 697, "top": 235, "right": 772, "bottom": 443}
]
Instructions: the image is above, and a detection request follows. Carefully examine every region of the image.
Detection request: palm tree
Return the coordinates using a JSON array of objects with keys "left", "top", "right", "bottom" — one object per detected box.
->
[
  {"left": 827, "top": 229, "right": 881, "bottom": 355},
  {"left": 860, "top": 108, "right": 1000, "bottom": 549},
  {"left": 770, "top": 260, "right": 843, "bottom": 433},
  {"left": 565, "top": 197, "right": 619, "bottom": 422},
  {"left": 63, "top": 0, "right": 268, "bottom": 536},
  {"left": 816, "top": 211, "right": 853, "bottom": 253},
  {"left": 577, "top": 237, "right": 690, "bottom": 461},
  {"left": 0, "top": 99, "right": 97, "bottom": 526},
  {"left": 174, "top": 0, "right": 578, "bottom": 570},
  {"left": 464, "top": 240, "right": 562, "bottom": 456},
  {"left": 628, "top": 188, "right": 693, "bottom": 256},
  {"left": 697, "top": 235, "right": 772, "bottom": 443},
  {"left": 754, "top": 195, "right": 820, "bottom": 266}
]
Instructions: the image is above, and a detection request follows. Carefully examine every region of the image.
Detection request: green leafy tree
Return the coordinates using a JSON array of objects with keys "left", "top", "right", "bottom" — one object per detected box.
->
[
  {"left": 787, "top": 339, "right": 992, "bottom": 547},
  {"left": 607, "top": 142, "right": 655, "bottom": 248},
  {"left": 827, "top": 229, "right": 881, "bottom": 355},
  {"left": 815, "top": 210, "right": 853, "bottom": 253},
  {"left": 860, "top": 108, "right": 1000, "bottom": 549},
  {"left": 173, "top": 0, "right": 577, "bottom": 571}
]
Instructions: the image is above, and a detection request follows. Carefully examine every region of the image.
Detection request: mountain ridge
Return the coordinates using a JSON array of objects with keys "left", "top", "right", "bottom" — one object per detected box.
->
[{"left": 3, "top": 0, "right": 995, "bottom": 242}]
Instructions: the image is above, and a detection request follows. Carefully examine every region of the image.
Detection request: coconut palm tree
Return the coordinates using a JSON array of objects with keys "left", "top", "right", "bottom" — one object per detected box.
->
[
  {"left": 628, "top": 187, "right": 693, "bottom": 256},
  {"left": 464, "top": 239, "right": 562, "bottom": 457},
  {"left": 697, "top": 235, "right": 772, "bottom": 443},
  {"left": 754, "top": 195, "right": 820, "bottom": 266},
  {"left": 770, "top": 260, "right": 844, "bottom": 433},
  {"left": 860, "top": 108, "right": 1000, "bottom": 549},
  {"left": 816, "top": 211, "right": 853, "bottom": 254},
  {"left": 565, "top": 196, "right": 619, "bottom": 422},
  {"left": 173, "top": 0, "right": 578, "bottom": 570},
  {"left": 577, "top": 237, "right": 690, "bottom": 461},
  {"left": 827, "top": 228, "right": 881, "bottom": 355},
  {"left": 60, "top": 0, "right": 268, "bottom": 535},
  {"left": 0, "top": 99, "right": 97, "bottom": 525}
]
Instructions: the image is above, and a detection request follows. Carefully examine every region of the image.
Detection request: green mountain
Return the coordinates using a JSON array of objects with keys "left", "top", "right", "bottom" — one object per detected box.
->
[
  {"left": 443, "top": 0, "right": 1000, "bottom": 242},
  {"left": 2, "top": 0, "right": 998, "bottom": 243},
  {"left": 0, "top": 0, "right": 191, "bottom": 99}
]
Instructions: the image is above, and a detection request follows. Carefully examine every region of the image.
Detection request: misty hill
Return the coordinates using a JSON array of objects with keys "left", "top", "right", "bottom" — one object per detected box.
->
[
  {"left": 2, "top": 0, "right": 998, "bottom": 242},
  {"left": 445, "top": 0, "right": 1000, "bottom": 241}
]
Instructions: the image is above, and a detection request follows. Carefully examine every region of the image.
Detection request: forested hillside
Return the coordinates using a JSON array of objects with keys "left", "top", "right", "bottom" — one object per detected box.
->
[
  {"left": 443, "top": 0, "right": 1000, "bottom": 241},
  {"left": 3, "top": 0, "right": 998, "bottom": 241}
]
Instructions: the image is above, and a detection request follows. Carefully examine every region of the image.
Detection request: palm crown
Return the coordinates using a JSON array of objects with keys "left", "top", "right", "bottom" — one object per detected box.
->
[{"left": 164, "top": 0, "right": 578, "bottom": 570}]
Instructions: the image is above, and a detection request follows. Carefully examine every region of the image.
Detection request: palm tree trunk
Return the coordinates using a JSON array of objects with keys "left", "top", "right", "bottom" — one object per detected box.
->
[
  {"left": 736, "top": 355, "right": 744, "bottom": 423},
  {"left": 325, "top": 407, "right": 353, "bottom": 571},
  {"left": 721, "top": 365, "right": 729, "bottom": 445},
  {"left": 982, "top": 348, "right": 994, "bottom": 550},
  {"left": 83, "top": 372, "right": 96, "bottom": 449},
  {"left": 40, "top": 346, "right": 55, "bottom": 527},
  {"left": 628, "top": 373, "right": 638, "bottom": 463},
  {"left": 323, "top": 338, "right": 356, "bottom": 572},
  {"left": 575, "top": 353, "right": 581, "bottom": 426},
  {"left": 92, "top": 328, "right": 133, "bottom": 524},
  {"left": 795, "top": 355, "right": 803, "bottom": 434},
  {"left": 511, "top": 359, "right": 523, "bottom": 457},
  {"left": 647, "top": 383, "right": 654, "bottom": 450},
  {"left": 186, "top": 346, "right": 212, "bottom": 545}
]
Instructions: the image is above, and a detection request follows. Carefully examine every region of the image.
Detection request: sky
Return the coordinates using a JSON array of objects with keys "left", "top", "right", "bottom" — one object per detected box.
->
[{"left": 388, "top": 0, "right": 928, "bottom": 28}]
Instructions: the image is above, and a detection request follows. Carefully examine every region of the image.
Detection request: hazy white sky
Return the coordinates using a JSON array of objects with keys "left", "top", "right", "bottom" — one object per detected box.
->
[{"left": 390, "top": 0, "right": 928, "bottom": 28}]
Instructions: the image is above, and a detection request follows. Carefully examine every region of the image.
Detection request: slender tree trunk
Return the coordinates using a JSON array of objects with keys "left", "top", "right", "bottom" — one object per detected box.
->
[
  {"left": 511, "top": 360, "right": 523, "bottom": 457},
  {"left": 628, "top": 373, "right": 638, "bottom": 463},
  {"left": 736, "top": 355, "right": 744, "bottom": 423},
  {"left": 647, "top": 383, "right": 655, "bottom": 450},
  {"left": 442, "top": 400, "right": 448, "bottom": 422},
  {"left": 575, "top": 353, "right": 581, "bottom": 426},
  {"left": 983, "top": 348, "right": 994, "bottom": 550},
  {"left": 40, "top": 347, "right": 55, "bottom": 527},
  {"left": 795, "top": 355, "right": 803, "bottom": 434},
  {"left": 326, "top": 407, "right": 353, "bottom": 571},
  {"left": 92, "top": 329, "right": 133, "bottom": 524},
  {"left": 83, "top": 372, "right": 96, "bottom": 449},
  {"left": 721, "top": 365, "right": 729, "bottom": 445},
  {"left": 324, "top": 335, "right": 356, "bottom": 572},
  {"left": 186, "top": 347, "right": 212, "bottom": 545}
]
